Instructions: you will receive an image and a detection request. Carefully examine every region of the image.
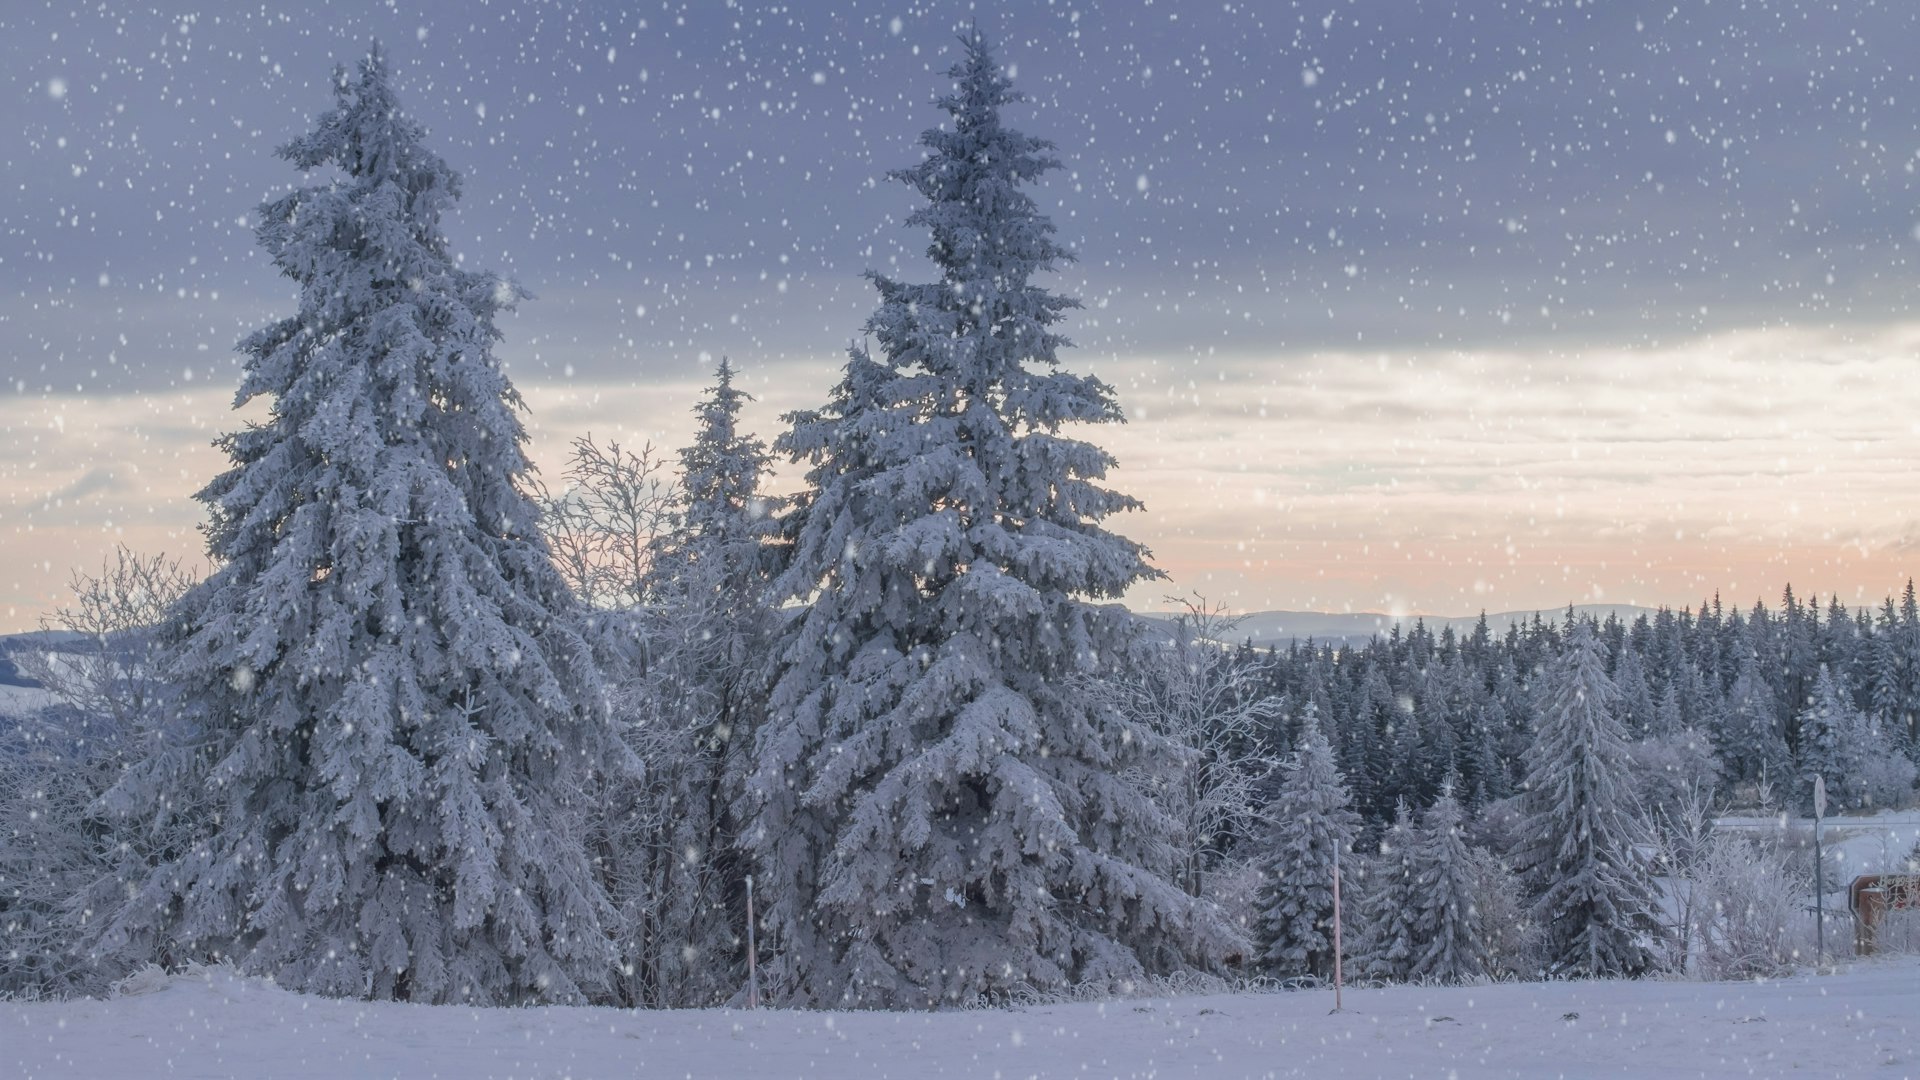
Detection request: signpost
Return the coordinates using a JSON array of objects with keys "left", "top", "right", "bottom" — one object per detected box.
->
[{"left": 1812, "top": 774, "right": 1826, "bottom": 968}]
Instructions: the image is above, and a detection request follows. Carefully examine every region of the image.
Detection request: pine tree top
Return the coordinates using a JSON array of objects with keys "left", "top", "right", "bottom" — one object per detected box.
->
[{"left": 883, "top": 29, "right": 1074, "bottom": 291}]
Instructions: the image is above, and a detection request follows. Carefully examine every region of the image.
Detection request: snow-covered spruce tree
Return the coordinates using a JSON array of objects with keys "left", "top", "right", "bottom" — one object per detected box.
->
[
  {"left": 1409, "top": 787, "right": 1488, "bottom": 984},
  {"left": 1719, "top": 651, "right": 1789, "bottom": 790},
  {"left": 1466, "top": 845, "right": 1539, "bottom": 980},
  {"left": 1252, "top": 704, "right": 1361, "bottom": 980},
  {"left": 1794, "top": 664, "right": 1855, "bottom": 816},
  {"left": 1795, "top": 662, "right": 1915, "bottom": 814},
  {"left": 746, "top": 32, "right": 1234, "bottom": 1008},
  {"left": 612, "top": 358, "right": 784, "bottom": 1008},
  {"left": 1351, "top": 798, "right": 1420, "bottom": 984},
  {"left": 95, "top": 46, "right": 626, "bottom": 1004},
  {"left": 1514, "top": 621, "right": 1658, "bottom": 978}
]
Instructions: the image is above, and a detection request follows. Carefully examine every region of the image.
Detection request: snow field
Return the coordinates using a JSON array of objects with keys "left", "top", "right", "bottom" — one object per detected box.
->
[{"left": 6, "top": 957, "right": 1916, "bottom": 1080}]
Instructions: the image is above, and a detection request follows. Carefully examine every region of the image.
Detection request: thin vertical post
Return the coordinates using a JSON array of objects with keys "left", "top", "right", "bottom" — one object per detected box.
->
[
  {"left": 1813, "top": 817, "right": 1825, "bottom": 967},
  {"left": 1331, "top": 842, "right": 1343, "bottom": 1012},
  {"left": 1813, "top": 774, "right": 1826, "bottom": 968},
  {"left": 746, "top": 874, "right": 761, "bottom": 1009}
]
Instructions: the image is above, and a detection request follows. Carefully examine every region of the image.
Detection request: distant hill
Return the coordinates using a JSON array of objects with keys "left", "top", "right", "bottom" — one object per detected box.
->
[
  {"left": 0, "top": 629, "right": 84, "bottom": 688},
  {"left": 1138, "top": 604, "right": 1658, "bottom": 647}
]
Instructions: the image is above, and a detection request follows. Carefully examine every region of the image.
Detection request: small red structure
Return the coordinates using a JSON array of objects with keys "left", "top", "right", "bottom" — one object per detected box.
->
[{"left": 1849, "top": 874, "right": 1920, "bottom": 956}]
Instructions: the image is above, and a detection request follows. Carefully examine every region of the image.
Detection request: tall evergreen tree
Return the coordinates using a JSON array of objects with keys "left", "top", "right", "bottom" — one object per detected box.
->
[
  {"left": 745, "top": 32, "right": 1232, "bottom": 1009},
  {"left": 1719, "top": 652, "right": 1789, "bottom": 789},
  {"left": 1778, "top": 585, "right": 1818, "bottom": 745},
  {"left": 1409, "top": 787, "right": 1488, "bottom": 984},
  {"left": 1900, "top": 580, "right": 1920, "bottom": 758},
  {"left": 1351, "top": 798, "right": 1420, "bottom": 983},
  {"left": 1795, "top": 664, "right": 1856, "bottom": 816},
  {"left": 96, "top": 47, "right": 623, "bottom": 1004},
  {"left": 612, "top": 358, "right": 783, "bottom": 1007},
  {"left": 1612, "top": 646, "right": 1656, "bottom": 737},
  {"left": 1514, "top": 621, "right": 1657, "bottom": 977},
  {"left": 1870, "top": 597, "right": 1904, "bottom": 730},
  {"left": 1252, "top": 705, "right": 1361, "bottom": 979},
  {"left": 1651, "top": 682, "right": 1685, "bottom": 739},
  {"left": 1794, "top": 661, "right": 1914, "bottom": 813}
]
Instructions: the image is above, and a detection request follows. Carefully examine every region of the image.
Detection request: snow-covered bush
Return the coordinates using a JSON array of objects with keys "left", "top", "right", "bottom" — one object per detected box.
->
[
  {"left": 1686, "top": 832, "right": 1805, "bottom": 980},
  {"left": 0, "top": 708, "right": 120, "bottom": 998},
  {"left": 1105, "top": 597, "right": 1279, "bottom": 902},
  {"left": 1844, "top": 736, "right": 1917, "bottom": 811},
  {"left": 0, "top": 547, "right": 196, "bottom": 999},
  {"left": 1647, "top": 782, "right": 1716, "bottom": 976}
]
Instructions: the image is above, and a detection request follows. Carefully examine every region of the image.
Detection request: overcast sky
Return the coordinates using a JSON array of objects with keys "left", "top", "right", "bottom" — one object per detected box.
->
[{"left": 5, "top": 0, "right": 1920, "bottom": 632}]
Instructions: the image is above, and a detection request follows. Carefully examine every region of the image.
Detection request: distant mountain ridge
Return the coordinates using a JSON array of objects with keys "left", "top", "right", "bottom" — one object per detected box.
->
[{"left": 1138, "top": 604, "right": 1659, "bottom": 646}]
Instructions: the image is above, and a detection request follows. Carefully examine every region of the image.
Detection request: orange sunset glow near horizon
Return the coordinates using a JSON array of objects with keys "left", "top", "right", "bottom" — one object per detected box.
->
[{"left": 10, "top": 316, "right": 1919, "bottom": 635}]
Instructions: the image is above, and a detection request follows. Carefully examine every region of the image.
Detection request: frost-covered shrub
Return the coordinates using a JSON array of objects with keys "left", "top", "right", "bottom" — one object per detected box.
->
[
  {"left": 1198, "top": 860, "right": 1267, "bottom": 967},
  {"left": 1, "top": 548, "right": 196, "bottom": 999},
  {"left": 1687, "top": 832, "right": 1805, "bottom": 980},
  {"left": 1846, "top": 745, "right": 1917, "bottom": 812},
  {"left": 1773, "top": 824, "right": 1845, "bottom": 892},
  {"left": 1106, "top": 598, "right": 1281, "bottom": 904},
  {"left": 0, "top": 709, "right": 117, "bottom": 998}
]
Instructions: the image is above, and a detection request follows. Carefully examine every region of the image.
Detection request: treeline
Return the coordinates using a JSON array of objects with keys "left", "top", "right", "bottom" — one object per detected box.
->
[{"left": 1235, "top": 588, "right": 1920, "bottom": 827}]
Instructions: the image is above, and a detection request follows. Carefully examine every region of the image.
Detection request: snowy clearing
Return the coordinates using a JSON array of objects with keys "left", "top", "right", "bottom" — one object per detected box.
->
[
  {"left": 1716, "top": 809, "right": 1920, "bottom": 879},
  {"left": 7, "top": 959, "right": 1916, "bottom": 1080}
]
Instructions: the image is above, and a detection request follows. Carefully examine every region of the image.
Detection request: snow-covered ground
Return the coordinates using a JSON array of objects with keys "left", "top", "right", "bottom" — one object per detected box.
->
[
  {"left": 1717, "top": 809, "right": 1920, "bottom": 878},
  {"left": 7, "top": 958, "right": 1916, "bottom": 1080},
  {"left": 0, "top": 682, "right": 59, "bottom": 719},
  {"left": 1717, "top": 808, "right": 1920, "bottom": 921}
]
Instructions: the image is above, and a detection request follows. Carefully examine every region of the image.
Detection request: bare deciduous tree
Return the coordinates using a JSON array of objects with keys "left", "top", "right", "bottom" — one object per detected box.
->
[
  {"left": 15, "top": 546, "right": 197, "bottom": 731},
  {"left": 531, "top": 434, "right": 677, "bottom": 610},
  {"left": 1648, "top": 781, "right": 1716, "bottom": 974},
  {"left": 2, "top": 546, "right": 196, "bottom": 998},
  {"left": 1108, "top": 595, "right": 1281, "bottom": 901}
]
